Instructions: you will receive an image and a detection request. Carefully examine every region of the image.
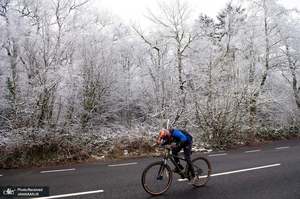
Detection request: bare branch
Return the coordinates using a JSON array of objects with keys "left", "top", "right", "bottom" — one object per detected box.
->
[
  {"left": 281, "top": 71, "right": 292, "bottom": 85},
  {"left": 132, "top": 26, "right": 160, "bottom": 52},
  {"left": 69, "top": 0, "right": 89, "bottom": 12}
]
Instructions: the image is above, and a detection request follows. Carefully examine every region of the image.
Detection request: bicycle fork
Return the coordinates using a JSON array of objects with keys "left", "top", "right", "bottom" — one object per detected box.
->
[{"left": 157, "top": 159, "right": 168, "bottom": 180}]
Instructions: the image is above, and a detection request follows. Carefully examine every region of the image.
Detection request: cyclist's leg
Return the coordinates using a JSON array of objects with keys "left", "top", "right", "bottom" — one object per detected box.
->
[
  {"left": 172, "top": 146, "right": 181, "bottom": 163},
  {"left": 172, "top": 147, "right": 184, "bottom": 170},
  {"left": 184, "top": 142, "right": 195, "bottom": 177}
]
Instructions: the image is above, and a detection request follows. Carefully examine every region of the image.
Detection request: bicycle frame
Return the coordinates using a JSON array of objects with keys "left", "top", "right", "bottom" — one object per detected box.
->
[{"left": 160, "top": 147, "right": 190, "bottom": 178}]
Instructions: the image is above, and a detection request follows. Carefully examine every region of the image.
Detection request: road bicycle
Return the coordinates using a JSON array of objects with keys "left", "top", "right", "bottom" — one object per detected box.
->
[{"left": 141, "top": 145, "right": 212, "bottom": 195}]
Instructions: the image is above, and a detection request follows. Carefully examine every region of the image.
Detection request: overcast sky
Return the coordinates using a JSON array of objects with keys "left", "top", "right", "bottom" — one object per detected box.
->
[{"left": 96, "top": 0, "right": 300, "bottom": 27}]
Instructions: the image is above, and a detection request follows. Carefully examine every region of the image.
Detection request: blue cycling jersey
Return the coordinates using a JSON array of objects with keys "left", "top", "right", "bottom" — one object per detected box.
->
[{"left": 171, "top": 129, "right": 192, "bottom": 143}]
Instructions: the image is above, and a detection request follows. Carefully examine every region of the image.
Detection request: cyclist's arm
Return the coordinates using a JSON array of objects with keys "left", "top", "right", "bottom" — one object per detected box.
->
[{"left": 157, "top": 137, "right": 170, "bottom": 146}]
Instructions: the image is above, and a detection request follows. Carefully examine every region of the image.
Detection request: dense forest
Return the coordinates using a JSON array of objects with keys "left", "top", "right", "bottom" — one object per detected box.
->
[{"left": 0, "top": 0, "right": 299, "bottom": 168}]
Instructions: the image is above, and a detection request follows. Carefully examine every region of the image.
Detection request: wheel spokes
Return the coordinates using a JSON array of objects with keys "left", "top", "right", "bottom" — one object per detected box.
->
[
  {"left": 143, "top": 163, "right": 171, "bottom": 194},
  {"left": 192, "top": 158, "right": 211, "bottom": 187}
]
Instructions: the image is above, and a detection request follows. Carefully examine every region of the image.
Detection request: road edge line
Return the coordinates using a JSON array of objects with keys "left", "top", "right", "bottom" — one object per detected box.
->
[
  {"left": 211, "top": 163, "right": 281, "bottom": 177},
  {"left": 40, "top": 168, "right": 76, "bottom": 174},
  {"left": 245, "top": 149, "right": 261, "bottom": 153},
  {"left": 177, "top": 163, "right": 281, "bottom": 182},
  {"left": 275, "top": 146, "right": 290, "bottom": 150},
  {"left": 32, "top": 190, "right": 104, "bottom": 199},
  {"left": 108, "top": 162, "right": 138, "bottom": 167},
  {"left": 209, "top": 153, "right": 227, "bottom": 157}
]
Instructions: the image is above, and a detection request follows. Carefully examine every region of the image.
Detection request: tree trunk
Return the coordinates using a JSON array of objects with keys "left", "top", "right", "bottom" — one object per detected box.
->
[
  {"left": 248, "top": 34, "right": 257, "bottom": 138},
  {"left": 285, "top": 43, "right": 300, "bottom": 110},
  {"left": 4, "top": 13, "right": 19, "bottom": 123},
  {"left": 248, "top": 0, "right": 271, "bottom": 142}
]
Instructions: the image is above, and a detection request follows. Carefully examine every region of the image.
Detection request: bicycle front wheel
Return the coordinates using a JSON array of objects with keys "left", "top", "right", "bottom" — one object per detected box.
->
[
  {"left": 191, "top": 157, "right": 212, "bottom": 187},
  {"left": 141, "top": 161, "right": 173, "bottom": 195}
]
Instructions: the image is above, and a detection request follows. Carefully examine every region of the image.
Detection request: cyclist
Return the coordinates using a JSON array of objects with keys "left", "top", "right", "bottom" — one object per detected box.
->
[{"left": 157, "top": 128, "right": 195, "bottom": 181}]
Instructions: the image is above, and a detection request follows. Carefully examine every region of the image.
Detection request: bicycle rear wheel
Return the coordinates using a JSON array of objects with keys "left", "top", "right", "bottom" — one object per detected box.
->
[
  {"left": 141, "top": 161, "right": 173, "bottom": 195},
  {"left": 191, "top": 157, "right": 212, "bottom": 187}
]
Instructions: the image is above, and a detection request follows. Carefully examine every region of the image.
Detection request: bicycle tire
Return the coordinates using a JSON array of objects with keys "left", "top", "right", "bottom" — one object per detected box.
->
[
  {"left": 141, "top": 161, "right": 173, "bottom": 195},
  {"left": 191, "top": 156, "right": 212, "bottom": 187}
]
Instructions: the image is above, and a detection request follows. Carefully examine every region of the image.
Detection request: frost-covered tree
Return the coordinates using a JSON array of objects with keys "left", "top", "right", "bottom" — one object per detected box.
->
[
  {"left": 278, "top": 11, "right": 300, "bottom": 111},
  {"left": 242, "top": 0, "right": 289, "bottom": 138},
  {"left": 189, "top": 6, "right": 249, "bottom": 148},
  {"left": 146, "top": 0, "right": 198, "bottom": 126}
]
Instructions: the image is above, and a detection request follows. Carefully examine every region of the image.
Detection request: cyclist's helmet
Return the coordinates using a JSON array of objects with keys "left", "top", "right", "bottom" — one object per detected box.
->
[{"left": 157, "top": 129, "right": 171, "bottom": 144}]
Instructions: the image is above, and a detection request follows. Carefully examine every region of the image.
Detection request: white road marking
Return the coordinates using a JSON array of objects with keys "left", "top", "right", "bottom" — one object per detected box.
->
[
  {"left": 177, "top": 163, "right": 281, "bottom": 182},
  {"left": 245, "top": 149, "right": 261, "bottom": 153},
  {"left": 209, "top": 153, "right": 227, "bottom": 157},
  {"left": 40, "top": 168, "right": 76, "bottom": 174},
  {"left": 178, "top": 178, "right": 189, "bottom": 182},
  {"left": 33, "top": 190, "right": 104, "bottom": 199},
  {"left": 108, "top": 162, "right": 138, "bottom": 167},
  {"left": 0, "top": 174, "right": 2, "bottom": 177},
  {"left": 275, "top": 146, "right": 290, "bottom": 150},
  {"left": 211, "top": 163, "right": 281, "bottom": 177}
]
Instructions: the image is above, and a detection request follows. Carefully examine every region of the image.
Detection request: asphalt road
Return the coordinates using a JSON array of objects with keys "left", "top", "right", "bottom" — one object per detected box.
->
[{"left": 1, "top": 139, "right": 300, "bottom": 199}]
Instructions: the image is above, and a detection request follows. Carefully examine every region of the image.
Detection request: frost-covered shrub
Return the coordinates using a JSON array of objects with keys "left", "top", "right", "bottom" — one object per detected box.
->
[
  {"left": 255, "top": 125, "right": 300, "bottom": 141},
  {"left": 0, "top": 126, "right": 158, "bottom": 168},
  {"left": 0, "top": 128, "right": 89, "bottom": 168}
]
